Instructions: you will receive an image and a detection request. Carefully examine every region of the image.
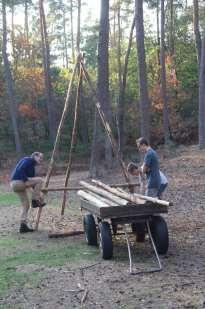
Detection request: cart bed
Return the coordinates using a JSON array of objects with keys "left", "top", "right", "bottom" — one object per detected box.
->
[{"left": 81, "top": 199, "right": 168, "bottom": 219}]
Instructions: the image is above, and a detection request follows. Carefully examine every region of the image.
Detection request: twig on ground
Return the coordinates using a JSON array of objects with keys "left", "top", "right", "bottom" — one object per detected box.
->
[{"left": 81, "top": 288, "right": 88, "bottom": 304}]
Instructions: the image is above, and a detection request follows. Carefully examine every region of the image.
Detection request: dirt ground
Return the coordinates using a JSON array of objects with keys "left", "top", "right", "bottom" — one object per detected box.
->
[{"left": 0, "top": 145, "right": 205, "bottom": 308}]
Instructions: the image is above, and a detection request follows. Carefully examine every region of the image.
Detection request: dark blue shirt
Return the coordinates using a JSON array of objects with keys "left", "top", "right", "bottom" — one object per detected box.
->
[
  {"left": 11, "top": 157, "right": 36, "bottom": 182},
  {"left": 144, "top": 148, "right": 161, "bottom": 189}
]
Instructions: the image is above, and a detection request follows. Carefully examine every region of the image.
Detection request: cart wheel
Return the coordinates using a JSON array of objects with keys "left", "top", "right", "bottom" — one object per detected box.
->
[
  {"left": 99, "top": 222, "right": 113, "bottom": 260},
  {"left": 83, "top": 214, "right": 97, "bottom": 246},
  {"left": 131, "top": 222, "right": 146, "bottom": 242},
  {"left": 150, "top": 216, "right": 169, "bottom": 254}
]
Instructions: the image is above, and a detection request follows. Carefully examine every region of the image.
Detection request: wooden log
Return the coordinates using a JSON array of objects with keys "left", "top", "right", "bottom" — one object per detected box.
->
[
  {"left": 81, "top": 191, "right": 117, "bottom": 206},
  {"left": 48, "top": 231, "right": 84, "bottom": 238},
  {"left": 91, "top": 179, "right": 172, "bottom": 207},
  {"left": 79, "top": 181, "right": 128, "bottom": 205},
  {"left": 41, "top": 182, "right": 140, "bottom": 192},
  {"left": 34, "top": 207, "right": 43, "bottom": 231},
  {"left": 77, "top": 190, "right": 111, "bottom": 207}
]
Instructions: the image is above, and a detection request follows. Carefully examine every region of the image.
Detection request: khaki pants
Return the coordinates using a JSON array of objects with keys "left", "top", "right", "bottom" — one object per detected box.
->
[{"left": 10, "top": 177, "right": 43, "bottom": 223}]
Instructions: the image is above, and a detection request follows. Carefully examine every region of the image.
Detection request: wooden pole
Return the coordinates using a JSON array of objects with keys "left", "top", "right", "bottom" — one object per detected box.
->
[
  {"left": 35, "top": 57, "right": 79, "bottom": 230},
  {"left": 41, "top": 182, "right": 140, "bottom": 192},
  {"left": 91, "top": 179, "right": 172, "bottom": 207},
  {"left": 79, "top": 181, "right": 128, "bottom": 205},
  {"left": 77, "top": 189, "right": 118, "bottom": 206},
  {"left": 44, "top": 60, "right": 78, "bottom": 188},
  {"left": 61, "top": 65, "right": 83, "bottom": 216},
  {"left": 34, "top": 206, "right": 43, "bottom": 231},
  {"left": 77, "top": 190, "right": 112, "bottom": 207}
]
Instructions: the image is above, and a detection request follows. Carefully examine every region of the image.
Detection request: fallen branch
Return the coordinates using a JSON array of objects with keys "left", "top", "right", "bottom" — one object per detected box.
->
[{"left": 81, "top": 288, "right": 88, "bottom": 304}]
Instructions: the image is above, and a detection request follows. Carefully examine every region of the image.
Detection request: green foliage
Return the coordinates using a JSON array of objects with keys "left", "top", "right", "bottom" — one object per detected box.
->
[
  {"left": 1, "top": 0, "right": 204, "bottom": 157},
  {"left": 82, "top": 24, "right": 99, "bottom": 69}
]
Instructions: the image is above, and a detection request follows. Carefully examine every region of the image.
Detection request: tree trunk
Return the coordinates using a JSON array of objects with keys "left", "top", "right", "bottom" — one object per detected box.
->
[
  {"left": 198, "top": 26, "right": 205, "bottom": 148},
  {"left": 193, "top": 0, "right": 201, "bottom": 70},
  {"left": 169, "top": 0, "right": 174, "bottom": 56},
  {"left": 117, "top": 16, "right": 135, "bottom": 154},
  {"left": 90, "top": 0, "right": 112, "bottom": 176},
  {"left": 25, "top": 0, "right": 29, "bottom": 43},
  {"left": 160, "top": 0, "right": 170, "bottom": 143},
  {"left": 2, "top": 0, "right": 22, "bottom": 155},
  {"left": 24, "top": 0, "right": 30, "bottom": 62},
  {"left": 11, "top": 1, "right": 18, "bottom": 70},
  {"left": 76, "top": 0, "right": 81, "bottom": 54},
  {"left": 39, "top": 0, "right": 56, "bottom": 143},
  {"left": 62, "top": 8, "right": 68, "bottom": 68},
  {"left": 135, "top": 0, "right": 150, "bottom": 141},
  {"left": 156, "top": 0, "right": 160, "bottom": 66},
  {"left": 70, "top": 0, "right": 75, "bottom": 63}
]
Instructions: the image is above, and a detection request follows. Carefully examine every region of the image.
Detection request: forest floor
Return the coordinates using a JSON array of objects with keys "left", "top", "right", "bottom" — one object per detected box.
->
[{"left": 0, "top": 145, "right": 205, "bottom": 309}]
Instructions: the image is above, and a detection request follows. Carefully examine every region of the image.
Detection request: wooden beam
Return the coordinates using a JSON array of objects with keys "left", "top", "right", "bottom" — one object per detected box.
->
[{"left": 41, "top": 182, "right": 140, "bottom": 192}]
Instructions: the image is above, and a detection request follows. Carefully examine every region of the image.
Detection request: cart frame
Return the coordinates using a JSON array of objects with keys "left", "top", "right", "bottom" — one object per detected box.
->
[{"left": 80, "top": 199, "right": 169, "bottom": 274}]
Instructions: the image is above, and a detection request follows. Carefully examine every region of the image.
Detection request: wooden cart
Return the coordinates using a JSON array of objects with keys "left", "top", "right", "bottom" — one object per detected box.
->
[{"left": 80, "top": 197, "right": 169, "bottom": 274}]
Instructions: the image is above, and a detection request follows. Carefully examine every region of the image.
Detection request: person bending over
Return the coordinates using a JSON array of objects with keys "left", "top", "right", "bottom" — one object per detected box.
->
[
  {"left": 10, "top": 152, "right": 46, "bottom": 233},
  {"left": 136, "top": 137, "right": 161, "bottom": 198},
  {"left": 127, "top": 162, "right": 168, "bottom": 198}
]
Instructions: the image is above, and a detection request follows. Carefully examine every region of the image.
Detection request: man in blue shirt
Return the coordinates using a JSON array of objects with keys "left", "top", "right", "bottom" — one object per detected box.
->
[
  {"left": 10, "top": 152, "right": 46, "bottom": 233},
  {"left": 136, "top": 137, "right": 161, "bottom": 197}
]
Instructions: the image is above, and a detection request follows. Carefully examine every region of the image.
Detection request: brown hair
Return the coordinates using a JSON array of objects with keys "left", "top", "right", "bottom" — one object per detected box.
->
[
  {"left": 136, "top": 137, "right": 149, "bottom": 146},
  {"left": 127, "top": 162, "right": 138, "bottom": 174}
]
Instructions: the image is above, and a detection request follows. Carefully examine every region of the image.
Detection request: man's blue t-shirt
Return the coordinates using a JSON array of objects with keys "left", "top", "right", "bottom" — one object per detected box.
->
[
  {"left": 11, "top": 157, "right": 36, "bottom": 182},
  {"left": 144, "top": 148, "right": 161, "bottom": 189}
]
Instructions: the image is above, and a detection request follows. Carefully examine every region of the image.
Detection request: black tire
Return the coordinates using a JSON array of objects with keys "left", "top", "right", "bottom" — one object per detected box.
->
[
  {"left": 131, "top": 222, "right": 146, "bottom": 242},
  {"left": 83, "top": 214, "right": 97, "bottom": 246},
  {"left": 99, "top": 222, "right": 113, "bottom": 260},
  {"left": 150, "top": 216, "right": 169, "bottom": 254}
]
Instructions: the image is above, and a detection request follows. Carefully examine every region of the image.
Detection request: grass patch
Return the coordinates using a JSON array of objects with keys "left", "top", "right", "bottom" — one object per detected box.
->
[
  {"left": 0, "top": 234, "right": 98, "bottom": 298},
  {"left": 0, "top": 191, "right": 20, "bottom": 207}
]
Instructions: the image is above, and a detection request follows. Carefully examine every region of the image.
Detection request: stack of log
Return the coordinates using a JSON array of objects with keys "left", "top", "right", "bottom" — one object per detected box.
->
[{"left": 77, "top": 180, "right": 172, "bottom": 207}]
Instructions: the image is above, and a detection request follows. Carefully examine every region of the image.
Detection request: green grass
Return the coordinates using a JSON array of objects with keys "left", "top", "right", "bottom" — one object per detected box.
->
[
  {"left": 0, "top": 191, "right": 20, "bottom": 206},
  {"left": 0, "top": 233, "right": 98, "bottom": 298},
  {"left": 0, "top": 188, "right": 98, "bottom": 298}
]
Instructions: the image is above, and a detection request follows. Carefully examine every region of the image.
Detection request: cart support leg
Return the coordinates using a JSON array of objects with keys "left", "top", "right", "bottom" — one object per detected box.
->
[{"left": 123, "top": 220, "right": 162, "bottom": 275}]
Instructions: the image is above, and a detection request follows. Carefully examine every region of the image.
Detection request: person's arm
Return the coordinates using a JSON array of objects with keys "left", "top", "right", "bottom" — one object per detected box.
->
[
  {"left": 140, "top": 163, "right": 149, "bottom": 173},
  {"left": 140, "top": 151, "right": 151, "bottom": 173}
]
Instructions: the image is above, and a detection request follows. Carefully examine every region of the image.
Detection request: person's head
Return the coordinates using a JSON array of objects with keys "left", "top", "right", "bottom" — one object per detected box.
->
[
  {"left": 127, "top": 162, "right": 139, "bottom": 176},
  {"left": 31, "top": 152, "right": 44, "bottom": 164},
  {"left": 136, "top": 137, "right": 149, "bottom": 153}
]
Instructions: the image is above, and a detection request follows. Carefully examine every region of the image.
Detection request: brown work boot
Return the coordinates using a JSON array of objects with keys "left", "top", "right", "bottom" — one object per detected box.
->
[
  {"left": 19, "top": 223, "right": 34, "bottom": 233},
  {"left": 32, "top": 199, "right": 46, "bottom": 208}
]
